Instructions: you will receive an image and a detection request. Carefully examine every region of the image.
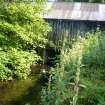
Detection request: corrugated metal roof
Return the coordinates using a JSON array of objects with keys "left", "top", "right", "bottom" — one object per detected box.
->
[{"left": 43, "top": 2, "right": 105, "bottom": 21}]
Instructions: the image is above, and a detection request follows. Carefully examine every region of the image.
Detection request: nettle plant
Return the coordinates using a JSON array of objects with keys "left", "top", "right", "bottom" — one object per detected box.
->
[{"left": 0, "top": 1, "right": 50, "bottom": 80}]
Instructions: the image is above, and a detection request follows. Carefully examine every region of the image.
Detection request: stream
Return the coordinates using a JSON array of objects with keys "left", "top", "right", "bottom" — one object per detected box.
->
[
  {"left": 0, "top": 74, "right": 44, "bottom": 105},
  {"left": 0, "top": 49, "right": 55, "bottom": 105}
]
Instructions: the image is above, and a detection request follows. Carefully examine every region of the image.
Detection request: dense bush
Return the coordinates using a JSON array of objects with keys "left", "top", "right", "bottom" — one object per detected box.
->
[
  {"left": 0, "top": 1, "right": 50, "bottom": 80},
  {"left": 0, "top": 48, "right": 38, "bottom": 80}
]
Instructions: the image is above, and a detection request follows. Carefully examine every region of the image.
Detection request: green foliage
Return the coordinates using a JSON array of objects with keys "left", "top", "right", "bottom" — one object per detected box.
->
[
  {"left": 0, "top": 1, "right": 50, "bottom": 80},
  {"left": 41, "top": 31, "right": 105, "bottom": 105},
  {"left": 83, "top": 31, "right": 105, "bottom": 67},
  {"left": 0, "top": 2, "right": 49, "bottom": 48},
  {"left": 0, "top": 48, "right": 39, "bottom": 80}
]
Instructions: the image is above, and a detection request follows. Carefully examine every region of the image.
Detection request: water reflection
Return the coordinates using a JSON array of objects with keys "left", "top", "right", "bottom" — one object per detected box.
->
[{"left": 0, "top": 75, "right": 42, "bottom": 105}]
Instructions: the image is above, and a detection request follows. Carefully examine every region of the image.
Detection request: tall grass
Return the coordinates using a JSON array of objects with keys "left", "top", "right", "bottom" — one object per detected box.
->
[{"left": 41, "top": 30, "right": 105, "bottom": 105}]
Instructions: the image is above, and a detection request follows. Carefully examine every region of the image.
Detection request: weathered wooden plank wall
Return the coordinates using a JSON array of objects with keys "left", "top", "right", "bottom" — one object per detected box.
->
[{"left": 45, "top": 19, "right": 105, "bottom": 44}]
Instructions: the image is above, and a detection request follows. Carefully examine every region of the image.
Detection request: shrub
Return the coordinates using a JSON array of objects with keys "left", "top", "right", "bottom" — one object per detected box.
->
[{"left": 0, "top": 1, "right": 50, "bottom": 80}]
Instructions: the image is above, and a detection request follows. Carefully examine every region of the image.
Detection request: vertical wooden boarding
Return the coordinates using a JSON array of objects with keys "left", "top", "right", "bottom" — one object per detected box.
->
[{"left": 45, "top": 19, "right": 105, "bottom": 45}]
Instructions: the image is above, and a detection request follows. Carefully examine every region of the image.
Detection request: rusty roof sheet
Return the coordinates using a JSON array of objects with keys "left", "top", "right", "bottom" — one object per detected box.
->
[{"left": 43, "top": 2, "right": 105, "bottom": 21}]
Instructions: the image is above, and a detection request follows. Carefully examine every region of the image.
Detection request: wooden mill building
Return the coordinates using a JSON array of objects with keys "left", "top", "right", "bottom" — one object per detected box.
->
[{"left": 43, "top": 1, "right": 105, "bottom": 42}]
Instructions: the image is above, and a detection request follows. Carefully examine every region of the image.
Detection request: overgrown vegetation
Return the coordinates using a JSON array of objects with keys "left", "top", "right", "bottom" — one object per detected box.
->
[
  {"left": 0, "top": 0, "right": 105, "bottom": 105},
  {"left": 41, "top": 30, "right": 105, "bottom": 105},
  {"left": 0, "top": 0, "right": 50, "bottom": 80}
]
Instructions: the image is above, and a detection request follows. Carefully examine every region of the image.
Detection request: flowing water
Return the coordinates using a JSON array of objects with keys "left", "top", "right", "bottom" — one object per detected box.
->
[{"left": 0, "top": 75, "right": 43, "bottom": 105}]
